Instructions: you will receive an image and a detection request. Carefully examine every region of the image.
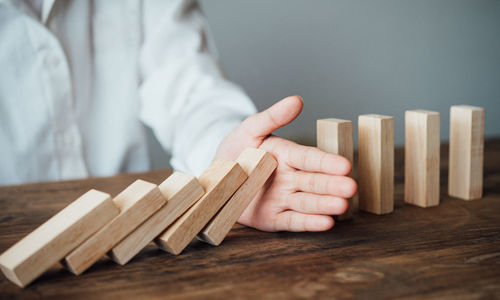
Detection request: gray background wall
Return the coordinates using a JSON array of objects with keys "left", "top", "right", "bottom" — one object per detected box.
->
[{"left": 149, "top": 0, "right": 500, "bottom": 168}]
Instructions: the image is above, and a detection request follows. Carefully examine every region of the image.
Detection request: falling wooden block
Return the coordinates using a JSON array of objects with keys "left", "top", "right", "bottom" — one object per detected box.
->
[
  {"left": 64, "top": 180, "right": 166, "bottom": 275},
  {"left": 358, "top": 114, "right": 394, "bottom": 215},
  {"left": 317, "top": 118, "right": 358, "bottom": 220},
  {"left": 155, "top": 159, "right": 247, "bottom": 255},
  {"left": 448, "top": 105, "right": 485, "bottom": 200},
  {"left": 109, "top": 173, "right": 204, "bottom": 265},
  {"left": 198, "top": 148, "right": 277, "bottom": 246},
  {"left": 0, "top": 190, "right": 119, "bottom": 287},
  {"left": 405, "top": 110, "right": 440, "bottom": 207}
]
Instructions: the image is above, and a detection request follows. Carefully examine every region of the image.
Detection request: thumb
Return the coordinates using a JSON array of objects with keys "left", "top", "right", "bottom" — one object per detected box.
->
[{"left": 241, "top": 95, "right": 304, "bottom": 139}]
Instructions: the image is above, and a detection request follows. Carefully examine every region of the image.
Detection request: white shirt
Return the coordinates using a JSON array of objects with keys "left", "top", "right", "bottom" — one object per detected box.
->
[{"left": 0, "top": 0, "right": 257, "bottom": 186}]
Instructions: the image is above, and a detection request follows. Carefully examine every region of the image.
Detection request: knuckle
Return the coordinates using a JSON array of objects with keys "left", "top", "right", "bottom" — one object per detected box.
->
[
  {"left": 265, "top": 109, "right": 280, "bottom": 128},
  {"left": 279, "top": 195, "right": 287, "bottom": 210},
  {"left": 308, "top": 173, "right": 316, "bottom": 191},
  {"left": 302, "top": 147, "right": 311, "bottom": 168},
  {"left": 300, "top": 196, "right": 307, "bottom": 211},
  {"left": 323, "top": 175, "right": 332, "bottom": 194},
  {"left": 292, "top": 172, "right": 301, "bottom": 191},
  {"left": 318, "top": 152, "right": 326, "bottom": 173}
]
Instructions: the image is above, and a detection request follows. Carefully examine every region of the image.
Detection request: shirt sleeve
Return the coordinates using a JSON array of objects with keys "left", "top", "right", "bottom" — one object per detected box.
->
[{"left": 137, "top": 0, "right": 257, "bottom": 176}]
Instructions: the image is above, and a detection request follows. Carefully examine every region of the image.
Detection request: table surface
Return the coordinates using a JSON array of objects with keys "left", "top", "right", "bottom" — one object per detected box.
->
[{"left": 1, "top": 140, "right": 499, "bottom": 299}]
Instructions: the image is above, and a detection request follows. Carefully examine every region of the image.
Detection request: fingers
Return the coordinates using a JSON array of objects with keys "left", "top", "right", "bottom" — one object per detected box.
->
[
  {"left": 273, "top": 211, "right": 334, "bottom": 232},
  {"left": 293, "top": 171, "right": 357, "bottom": 198},
  {"left": 286, "top": 143, "right": 351, "bottom": 175},
  {"left": 286, "top": 193, "right": 348, "bottom": 215},
  {"left": 239, "top": 96, "right": 303, "bottom": 139}
]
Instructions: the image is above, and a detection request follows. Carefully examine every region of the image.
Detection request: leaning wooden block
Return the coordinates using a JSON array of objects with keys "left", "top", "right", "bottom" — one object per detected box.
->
[
  {"left": 198, "top": 148, "right": 277, "bottom": 246},
  {"left": 448, "top": 105, "right": 485, "bottom": 200},
  {"left": 0, "top": 190, "right": 119, "bottom": 287},
  {"left": 405, "top": 110, "right": 440, "bottom": 207},
  {"left": 358, "top": 114, "right": 394, "bottom": 215},
  {"left": 64, "top": 180, "right": 166, "bottom": 275},
  {"left": 156, "top": 159, "right": 247, "bottom": 255},
  {"left": 109, "top": 173, "right": 204, "bottom": 265},
  {"left": 317, "top": 118, "right": 358, "bottom": 220}
]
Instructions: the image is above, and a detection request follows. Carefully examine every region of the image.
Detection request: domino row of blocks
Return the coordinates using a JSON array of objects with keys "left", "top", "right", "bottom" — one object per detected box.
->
[
  {"left": 318, "top": 105, "right": 485, "bottom": 217},
  {"left": 0, "top": 148, "right": 278, "bottom": 288}
]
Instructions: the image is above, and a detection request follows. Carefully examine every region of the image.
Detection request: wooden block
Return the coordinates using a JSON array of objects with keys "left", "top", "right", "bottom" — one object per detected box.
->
[
  {"left": 109, "top": 172, "right": 204, "bottom": 265},
  {"left": 317, "top": 118, "right": 358, "bottom": 220},
  {"left": 358, "top": 114, "right": 394, "bottom": 215},
  {"left": 64, "top": 180, "right": 166, "bottom": 275},
  {"left": 405, "top": 110, "right": 440, "bottom": 207},
  {"left": 448, "top": 105, "right": 485, "bottom": 200},
  {"left": 155, "top": 159, "right": 247, "bottom": 255},
  {"left": 0, "top": 190, "right": 118, "bottom": 287},
  {"left": 198, "top": 148, "right": 277, "bottom": 246}
]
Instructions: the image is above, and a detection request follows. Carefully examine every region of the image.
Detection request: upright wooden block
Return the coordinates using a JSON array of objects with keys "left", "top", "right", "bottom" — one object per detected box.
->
[
  {"left": 155, "top": 159, "right": 247, "bottom": 255},
  {"left": 198, "top": 148, "right": 277, "bottom": 246},
  {"left": 405, "top": 110, "right": 440, "bottom": 207},
  {"left": 64, "top": 180, "right": 166, "bottom": 275},
  {"left": 109, "top": 173, "right": 204, "bottom": 265},
  {"left": 317, "top": 118, "right": 358, "bottom": 220},
  {"left": 0, "top": 190, "right": 118, "bottom": 287},
  {"left": 358, "top": 114, "right": 394, "bottom": 215},
  {"left": 448, "top": 105, "right": 485, "bottom": 200}
]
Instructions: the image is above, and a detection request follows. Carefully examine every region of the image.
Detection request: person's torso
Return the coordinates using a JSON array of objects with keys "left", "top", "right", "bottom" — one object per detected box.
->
[{"left": 0, "top": 0, "right": 151, "bottom": 185}]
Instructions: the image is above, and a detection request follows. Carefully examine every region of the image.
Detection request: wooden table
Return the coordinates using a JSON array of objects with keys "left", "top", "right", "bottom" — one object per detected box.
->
[{"left": 1, "top": 140, "right": 499, "bottom": 299}]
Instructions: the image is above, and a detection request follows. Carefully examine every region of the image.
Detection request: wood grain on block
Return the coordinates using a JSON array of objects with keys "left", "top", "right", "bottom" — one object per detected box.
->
[
  {"left": 358, "top": 114, "right": 394, "bottom": 215},
  {"left": 405, "top": 110, "right": 440, "bottom": 207},
  {"left": 0, "top": 190, "right": 118, "bottom": 287},
  {"left": 156, "top": 159, "right": 247, "bottom": 255},
  {"left": 109, "top": 173, "right": 204, "bottom": 265},
  {"left": 317, "top": 118, "right": 358, "bottom": 220},
  {"left": 448, "top": 105, "right": 485, "bottom": 200},
  {"left": 198, "top": 148, "right": 277, "bottom": 246},
  {"left": 64, "top": 180, "right": 166, "bottom": 275}
]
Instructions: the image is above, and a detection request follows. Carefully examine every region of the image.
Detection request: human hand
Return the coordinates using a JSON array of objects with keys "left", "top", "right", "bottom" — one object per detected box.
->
[{"left": 215, "top": 96, "right": 357, "bottom": 232}]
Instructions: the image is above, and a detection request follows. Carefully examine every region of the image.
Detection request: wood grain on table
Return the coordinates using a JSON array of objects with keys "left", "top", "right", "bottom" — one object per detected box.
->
[{"left": 0, "top": 140, "right": 499, "bottom": 299}]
